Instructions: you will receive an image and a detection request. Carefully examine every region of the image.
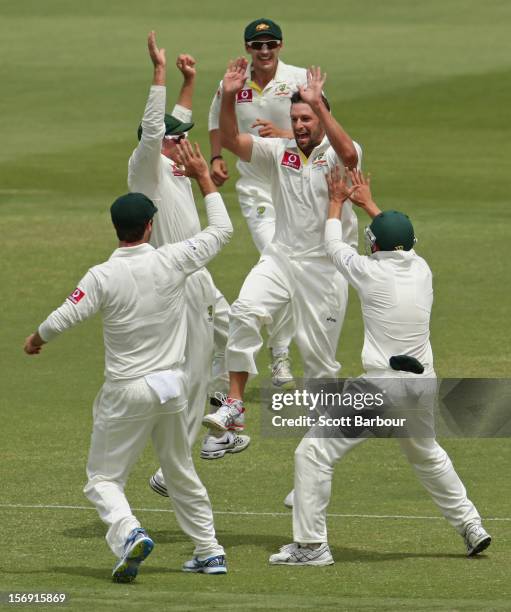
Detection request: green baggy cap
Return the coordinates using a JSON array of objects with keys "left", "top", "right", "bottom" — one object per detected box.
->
[
  {"left": 110, "top": 193, "right": 158, "bottom": 230},
  {"left": 137, "top": 113, "right": 194, "bottom": 141},
  {"left": 244, "top": 18, "right": 282, "bottom": 41}
]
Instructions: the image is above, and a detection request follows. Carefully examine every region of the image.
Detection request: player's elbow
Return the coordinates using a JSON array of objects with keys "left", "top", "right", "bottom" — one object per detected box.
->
[
  {"left": 342, "top": 147, "right": 359, "bottom": 170},
  {"left": 219, "top": 130, "right": 237, "bottom": 153}
]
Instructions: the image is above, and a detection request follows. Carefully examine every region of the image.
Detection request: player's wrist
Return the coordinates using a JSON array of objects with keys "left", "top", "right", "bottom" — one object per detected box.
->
[{"left": 210, "top": 155, "right": 223, "bottom": 164}]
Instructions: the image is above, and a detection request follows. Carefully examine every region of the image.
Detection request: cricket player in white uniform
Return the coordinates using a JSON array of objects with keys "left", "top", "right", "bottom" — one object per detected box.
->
[
  {"left": 127, "top": 33, "right": 248, "bottom": 476},
  {"left": 269, "top": 168, "right": 492, "bottom": 566},
  {"left": 203, "top": 63, "right": 361, "bottom": 435},
  {"left": 24, "top": 143, "right": 233, "bottom": 581},
  {"left": 208, "top": 18, "right": 309, "bottom": 385}
]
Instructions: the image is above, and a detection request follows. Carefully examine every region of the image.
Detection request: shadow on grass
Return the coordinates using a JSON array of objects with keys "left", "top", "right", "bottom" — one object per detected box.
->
[
  {"left": 61, "top": 521, "right": 488, "bottom": 564},
  {"left": 51, "top": 565, "right": 182, "bottom": 582}
]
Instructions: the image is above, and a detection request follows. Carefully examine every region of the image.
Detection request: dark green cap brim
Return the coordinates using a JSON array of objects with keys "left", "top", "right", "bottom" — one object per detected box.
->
[{"left": 137, "top": 113, "right": 194, "bottom": 140}]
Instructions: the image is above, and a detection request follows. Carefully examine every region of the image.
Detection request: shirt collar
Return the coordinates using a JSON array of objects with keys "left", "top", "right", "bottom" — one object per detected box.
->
[
  {"left": 372, "top": 249, "right": 417, "bottom": 261},
  {"left": 110, "top": 243, "right": 155, "bottom": 259},
  {"left": 247, "top": 59, "right": 284, "bottom": 93},
  {"left": 287, "top": 135, "right": 330, "bottom": 163}
]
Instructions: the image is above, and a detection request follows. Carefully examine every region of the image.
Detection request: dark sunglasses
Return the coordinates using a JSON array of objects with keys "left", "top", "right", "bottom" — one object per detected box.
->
[{"left": 246, "top": 39, "right": 281, "bottom": 50}]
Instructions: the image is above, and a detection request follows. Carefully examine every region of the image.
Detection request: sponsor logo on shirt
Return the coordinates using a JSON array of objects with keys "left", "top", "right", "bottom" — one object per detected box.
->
[
  {"left": 68, "top": 288, "right": 85, "bottom": 305},
  {"left": 280, "top": 150, "right": 301, "bottom": 170},
  {"left": 256, "top": 206, "right": 266, "bottom": 217},
  {"left": 207, "top": 304, "right": 214, "bottom": 322},
  {"left": 236, "top": 89, "right": 253, "bottom": 104}
]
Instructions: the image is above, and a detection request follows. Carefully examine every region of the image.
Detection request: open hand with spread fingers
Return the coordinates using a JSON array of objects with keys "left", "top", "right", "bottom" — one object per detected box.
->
[
  {"left": 298, "top": 66, "right": 326, "bottom": 109},
  {"left": 326, "top": 166, "right": 354, "bottom": 219},
  {"left": 348, "top": 169, "right": 373, "bottom": 209},
  {"left": 175, "top": 140, "right": 209, "bottom": 179},
  {"left": 348, "top": 169, "right": 382, "bottom": 218},
  {"left": 222, "top": 57, "right": 248, "bottom": 95}
]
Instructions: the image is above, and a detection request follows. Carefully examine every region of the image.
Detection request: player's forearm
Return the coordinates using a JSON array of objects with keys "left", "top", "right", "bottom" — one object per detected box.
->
[
  {"left": 38, "top": 303, "right": 78, "bottom": 342},
  {"left": 328, "top": 199, "right": 343, "bottom": 220},
  {"left": 140, "top": 86, "right": 166, "bottom": 142},
  {"left": 313, "top": 102, "right": 358, "bottom": 169},
  {"left": 153, "top": 65, "right": 166, "bottom": 86},
  {"left": 195, "top": 171, "right": 218, "bottom": 197},
  {"left": 209, "top": 129, "right": 223, "bottom": 158},
  {"left": 176, "top": 75, "right": 195, "bottom": 110},
  {"left": 219, "top": 93, "right": 241, "bottom": 153},
  {"left": 364, "top": 200, "right": 382, "bottom": 219},
  {"left": 204, "top": 192, "right": 233, "bottom": 242}
]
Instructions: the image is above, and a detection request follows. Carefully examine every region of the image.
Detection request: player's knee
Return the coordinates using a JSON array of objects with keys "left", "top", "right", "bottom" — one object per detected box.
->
[{"left": 230, "top": 299, "right": 271, "bottom": 327}]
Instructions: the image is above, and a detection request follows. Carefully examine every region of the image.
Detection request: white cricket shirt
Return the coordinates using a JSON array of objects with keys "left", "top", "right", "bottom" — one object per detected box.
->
[
  {"left": 249, "top": 136, "right": 362, "bottom": 257},
  {"left": 38, "top": 194, "right": 232, "bottom": 382},
  {"left": 128, "top": 85, "right": 200, "bottom": 245},
  {"left": 325, "top": 218, "right": 434, "bottom": 373},
  {"left": 208, "top": 60, "right": 307, "bottom": 195}
]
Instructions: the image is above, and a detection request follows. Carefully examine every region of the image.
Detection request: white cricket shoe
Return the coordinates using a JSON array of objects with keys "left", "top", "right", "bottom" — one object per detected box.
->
[
  {"left": 149, "top": 468, "right": 168, "bottom": 497},
  {"left": 283, "top": 490, "right": 294, "bottom": 509},
  {"left": 271, "top": 351, "right": 294, "bottom": 387},
  {"left": 200, "top": 431, "right": 250, "bottom": 460},
  {"left": 463, "top": 521, "right": 492, "bottom": 556},
  {"left": 202, "top": 394, "right": 245, "bottom": 433},
  {"left": 269, "top": 542, "right": 334, "bottom": 566}
]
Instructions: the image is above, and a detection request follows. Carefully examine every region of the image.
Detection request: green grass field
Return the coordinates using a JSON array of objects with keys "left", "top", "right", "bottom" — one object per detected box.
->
[{"left": 1, "top": 1, "right": 510, "bottom": 610}]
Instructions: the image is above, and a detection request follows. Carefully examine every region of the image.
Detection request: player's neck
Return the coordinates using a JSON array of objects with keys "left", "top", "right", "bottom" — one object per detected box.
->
[
  {"left": 251, "top": 67, "right": 277, "bottom": 90},
  {"left": 118, "top": 239, "right": 148, "bottom": 248}
]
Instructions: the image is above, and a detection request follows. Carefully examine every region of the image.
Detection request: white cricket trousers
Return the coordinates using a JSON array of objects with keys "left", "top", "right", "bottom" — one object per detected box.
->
[
  {"left": 83, "top": 376, "right": 224, "bottom": 560},
  {"left": 292, "top": 373, "right": 481, "bottom": 543},
  {"left": 226, "top": 245, "right": 347, "bottom": 378},
  {"left": 185, "top": 270, "right": 229, "bottom": 443},
  {"left": 238, "top": 188, "right": 294, "bottom": 356}
]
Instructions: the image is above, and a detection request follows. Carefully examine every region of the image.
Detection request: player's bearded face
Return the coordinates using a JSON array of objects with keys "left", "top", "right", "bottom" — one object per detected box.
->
[{"left": 290, "top": 103, "right": 324, "bottom": 154}]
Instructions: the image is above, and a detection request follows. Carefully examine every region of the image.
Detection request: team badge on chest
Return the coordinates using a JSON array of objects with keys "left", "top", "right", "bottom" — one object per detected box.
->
[
  {"left": 280, "top": 150, "right": 301, "bottom": 170},
  {"left": 236, "top": 89, "right": 253, "bottom": 104}
]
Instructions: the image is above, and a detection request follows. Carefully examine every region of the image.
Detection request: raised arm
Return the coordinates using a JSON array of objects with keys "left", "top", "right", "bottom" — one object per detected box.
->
[
  {"left": 161, "top": 139, "right": 233, "bottom": 276},
  {"left": 219, "top": 58, "right": 254, "bottom": 162},
  {"left": 127, "top": 31, "right": 167, "bottom": 192},
  {"left": 325, "top": 167, "right": 371, "bottom": 289},
  {"left": 207, "top": 86, "right": 230, "bottom": 186},
  {"left": 174, "top": 53, "right": 196, "bottom": 111},
  {"left": 299, "top": 67, "right": 358, "bottom": 169}
]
